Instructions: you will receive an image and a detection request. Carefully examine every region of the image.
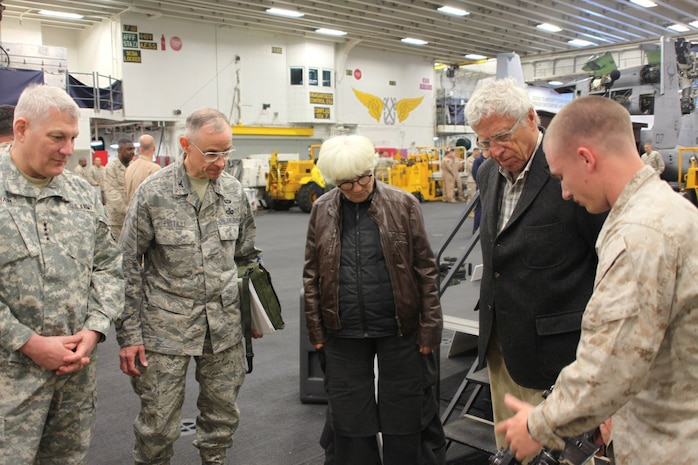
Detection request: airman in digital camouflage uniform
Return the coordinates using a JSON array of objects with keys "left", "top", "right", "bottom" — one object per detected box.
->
[
  {"left": 116, "top": 108, "right": 261, "bottom": 465},
  {"left": 0, "top": 85, "right": 124, "bottom": 464},
  {"left": 497, "top": 96, "right": 698, "bottom": 465}
]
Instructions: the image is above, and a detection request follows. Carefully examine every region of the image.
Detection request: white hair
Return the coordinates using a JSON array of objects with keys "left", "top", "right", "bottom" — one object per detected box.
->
[{"left": 316, "top": 135, "right": 378, "bottom": 185}]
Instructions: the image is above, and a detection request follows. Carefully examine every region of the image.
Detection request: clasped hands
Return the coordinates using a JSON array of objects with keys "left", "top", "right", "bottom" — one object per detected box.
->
[{"left": 20, "top": 329, "right": 100, "bottom": 376}]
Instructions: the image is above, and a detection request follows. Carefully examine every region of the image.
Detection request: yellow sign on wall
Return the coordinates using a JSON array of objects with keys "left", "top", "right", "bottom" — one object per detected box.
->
[
  {"left": 309, "top": 92, "right": 334, "bottom": 105},
  {"left": 123, "top": 50, "right": 142, "bottom": 63},
  {"left": 314, "top": 107, "right": 331, "bottom": 119}
]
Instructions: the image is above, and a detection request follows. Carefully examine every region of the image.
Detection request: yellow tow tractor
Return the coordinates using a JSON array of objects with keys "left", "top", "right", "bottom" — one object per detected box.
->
[
  {"left": 374, "top": 146, "right": 466, "bottom": 202},
  {"left": 678, "top": 147, "right": 698, "bottom": 206},
  {"left": 264, "top": 144, "right": 326, "bottom": 213}
]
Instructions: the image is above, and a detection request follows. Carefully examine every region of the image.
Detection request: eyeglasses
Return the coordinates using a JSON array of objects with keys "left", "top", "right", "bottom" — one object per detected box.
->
[
  {"left": 338, "top": 174, "right": 373, "bottom": 191},
  {"left": 476, "top": 119, "right": 522, "bottom": 150},
  {"left": 188, "top": 140, "right": 236, "bottom": 163}
]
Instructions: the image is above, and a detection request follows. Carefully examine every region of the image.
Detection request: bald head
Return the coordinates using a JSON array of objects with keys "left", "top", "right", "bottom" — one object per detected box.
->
[
  {"left": 545, "top": 96, "right": 637, "bottom": 162},
  {"left": 138, "top": 134, "right": 156, "bottom": 159},
  {"left": 544, "top": 96, "right": 645, "bottom": 212}
]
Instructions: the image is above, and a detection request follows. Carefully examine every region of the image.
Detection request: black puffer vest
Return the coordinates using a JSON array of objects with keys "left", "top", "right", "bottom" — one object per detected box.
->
[{"left": 332, "top": 195, "right": 397, "bottom": 338}]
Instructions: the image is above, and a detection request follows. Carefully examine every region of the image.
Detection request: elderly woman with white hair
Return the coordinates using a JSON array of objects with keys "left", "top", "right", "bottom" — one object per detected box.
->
[{"left": 303, "top": 135, "right": 445, "bottom": 465}]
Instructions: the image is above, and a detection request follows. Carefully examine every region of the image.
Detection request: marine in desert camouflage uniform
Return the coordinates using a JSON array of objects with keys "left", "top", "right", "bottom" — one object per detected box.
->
[
  {"left": 116, "top": 108, "right": 261, "bottom": 465},
  {"left": 0, "top": 85, "right": 124, "bottom": 465},
  {"left": 497, "top": 96, "right": 698, "bottom": 465},
  {"left": 103, "top": 137, "right": 135, "bottom": 241}
]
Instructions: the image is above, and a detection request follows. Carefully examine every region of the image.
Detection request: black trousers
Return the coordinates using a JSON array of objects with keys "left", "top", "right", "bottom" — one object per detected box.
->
[{"left": 319, "top": 334, "right": 445, "bottom": 465}]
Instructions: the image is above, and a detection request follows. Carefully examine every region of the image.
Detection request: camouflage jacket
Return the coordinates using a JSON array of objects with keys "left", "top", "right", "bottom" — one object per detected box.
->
[
  {"left": 116, "top": 159, "right": 260, "bottom": 355},
  {"left": 528, "top": 166, "right": 698, "bottom": 464},
  {"left": 103, "top": 157, "right": 128, "bottom": 224},
  {"left": 0, "top": 148, "right": 124, "bottom": 363},
  {"left": 87, "top": 164, "right": 105, "bottom": 186}
]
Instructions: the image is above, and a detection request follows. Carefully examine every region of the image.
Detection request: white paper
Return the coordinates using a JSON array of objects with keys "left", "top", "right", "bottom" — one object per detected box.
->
[{"left": 248, "top": 281, "right": 276, "bottom": 335}]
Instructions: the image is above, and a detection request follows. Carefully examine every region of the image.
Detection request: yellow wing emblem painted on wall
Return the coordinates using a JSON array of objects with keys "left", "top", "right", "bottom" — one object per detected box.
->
[
  {"left": 352, "top": 88, "right": 383, "bottom": 121},
  {"left": 396, "top": 96, "right": 424, "bottom": 122}
]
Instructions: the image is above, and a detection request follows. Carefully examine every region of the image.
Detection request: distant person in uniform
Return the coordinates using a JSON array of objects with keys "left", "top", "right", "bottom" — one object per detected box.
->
[
  {"left": 88, "top": 156, "right": 106, "bottom": 186},
  {"left": 641, "top": 142, "right": 665, "bottom": 175},
  {"left": 87, "top": 156, "right": 106, "bottom": 204},
  {"left": 73, "top": 157, "right": 89, "bottom": 179},
  {"left": 441, "top": 148, "right": 464, "bottom": 203},
  {"left": 465, "top": 147, "right": 480, "bottom": 202},
  {"left": 0, "top": 84, "right": 123, "bottom": 464},
  {"left": 103, "top": 138, "right": 135, "bottom": 240},
  {"left": 0, "top": 104, "right": 14, "bottom": 145},
  {"left": 496, "top": 95, "right": 698, "bottom": 465},
  {"left": 124, "top": 133, "right": 161, "bottom": 202},
  {"left": 116, "top": 108, "right": 261, "bottom": 465}
]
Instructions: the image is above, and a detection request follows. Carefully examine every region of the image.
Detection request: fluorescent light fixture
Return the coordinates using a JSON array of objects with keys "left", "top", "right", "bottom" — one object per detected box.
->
[
  {"left": 548, "top": 80, "right": 564, "bottom": 86},
  {"left": 464, "top": 54, "right": 487, "bottom": 60},
  {"left": 668, "top": 23, "right": 690, "bottom": 32},
  {"left": 265, "top": 8, "right": 304, "bottom": 18},
  {"left": 401, "top": 37, "right": 428, "bottom": 46},
  {"left": 39, "top": 10, "right": 84, "bottom": 20},
  {"left": 437, "top": 6, "right": 470, "bottom": 17},
  {"left": 568, "top": 38, "right": 596, "bottom": 47},
  {"left": 315, "top": 28, "right": 347, "bottom": 36},
  {"left": 537, "top": 23, "right": 562, "bottom": 32},
  {"left": 630, "top": 0, "right": 657, "bottom": 7},
  {"left": 690, "top": 20, "right": 698, "bottom": 29}
]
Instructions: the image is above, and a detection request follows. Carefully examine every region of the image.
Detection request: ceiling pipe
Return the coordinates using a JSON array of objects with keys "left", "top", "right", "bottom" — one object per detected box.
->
[{"left": 125, "top": 4, "right": 163, "bottom": 19}]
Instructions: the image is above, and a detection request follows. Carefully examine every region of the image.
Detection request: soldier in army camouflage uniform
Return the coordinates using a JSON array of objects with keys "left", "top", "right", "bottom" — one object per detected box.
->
[
  {"left": 496, "top": 96, "right": 698, "bottom": 465},
  {"left": 116, "top": 108, "right": 261, "bottom": 465},
  {"left": 0, "top": 85, "right": 124, "bottom": 464}
]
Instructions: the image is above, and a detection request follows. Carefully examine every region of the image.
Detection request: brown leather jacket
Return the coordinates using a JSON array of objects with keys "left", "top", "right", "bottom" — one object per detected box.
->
[{"left": 303, "top": 181, "right": 442, "bottom": 348}]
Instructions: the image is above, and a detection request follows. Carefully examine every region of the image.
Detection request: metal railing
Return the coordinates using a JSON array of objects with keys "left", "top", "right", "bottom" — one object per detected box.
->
[
  {"left": 435, "top": 190, "right": 480, "bottom": 297},
  {"left": 66, "top": 71, "right": 123, "bottom": 112}
]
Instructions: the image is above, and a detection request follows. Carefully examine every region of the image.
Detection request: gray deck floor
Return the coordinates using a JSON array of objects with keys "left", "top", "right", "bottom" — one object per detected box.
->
[{"left": 86, "top": 199, "right": 489, "bottom": 465}]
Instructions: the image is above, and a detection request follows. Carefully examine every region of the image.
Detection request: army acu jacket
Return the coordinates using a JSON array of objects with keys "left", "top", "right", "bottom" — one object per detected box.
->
[{"left": 0, "top": 148, "right": 124, "bottom": 362}]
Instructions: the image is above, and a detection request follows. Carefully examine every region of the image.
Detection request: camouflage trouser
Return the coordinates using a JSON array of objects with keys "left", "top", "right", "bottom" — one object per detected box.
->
[
  {"left": 131, "top": 341, "right": 245, "bottom": 465},
  {"left": 0, "top": 352, "right": 98, "bottom": 465}
]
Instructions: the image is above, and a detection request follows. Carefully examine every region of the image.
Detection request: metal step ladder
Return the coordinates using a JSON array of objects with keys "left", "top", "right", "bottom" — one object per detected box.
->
[{"left": 440, "top": 362, "right": 497, "bottom": 454}]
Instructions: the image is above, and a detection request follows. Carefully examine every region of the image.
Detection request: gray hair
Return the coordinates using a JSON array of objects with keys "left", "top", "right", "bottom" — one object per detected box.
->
[
  {"left": 14, "top": 85, "right": 79, "bottom": 125},
  {"left": 465, "top": 77, "right": 539, "bottom": 129},
  {"left": 185, "top": 108, "right": 231, "bottom": 138},
  {"left": 317, "top": 135, "right": 378, "bottom": 185}
]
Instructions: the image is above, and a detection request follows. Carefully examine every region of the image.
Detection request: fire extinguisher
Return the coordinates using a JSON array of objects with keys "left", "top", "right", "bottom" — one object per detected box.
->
[{"left": 161, "top": 34, "right": 166, "bottom": 51}]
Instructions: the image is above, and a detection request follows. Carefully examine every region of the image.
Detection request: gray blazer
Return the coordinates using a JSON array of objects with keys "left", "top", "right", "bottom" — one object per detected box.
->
[{"left": 477, "top": 141, "right": 605, "bottom": 389}]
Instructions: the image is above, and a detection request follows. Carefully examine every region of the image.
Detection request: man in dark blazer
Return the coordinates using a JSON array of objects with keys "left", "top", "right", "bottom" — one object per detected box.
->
[{"left": 464, "top": 78, "right": 605, "bottom": 451}]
